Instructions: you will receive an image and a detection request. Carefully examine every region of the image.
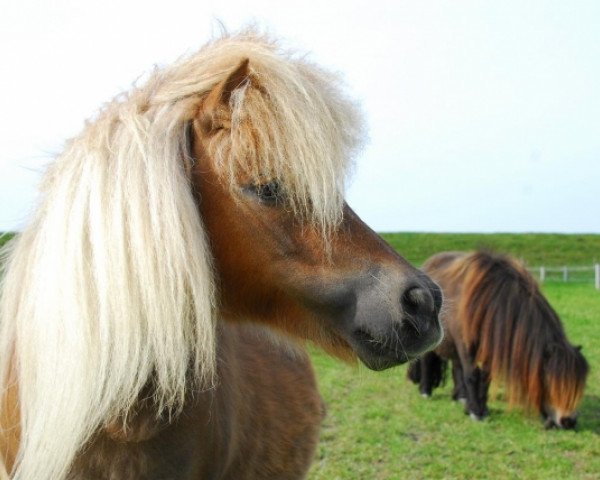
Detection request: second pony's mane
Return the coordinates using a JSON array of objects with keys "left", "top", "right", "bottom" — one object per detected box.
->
[
  {"left": 0, "top": 30, "right": 364, "bottom": 480},
  {"left": 447, "top": 251, "right": 584, "bottom": 411}
]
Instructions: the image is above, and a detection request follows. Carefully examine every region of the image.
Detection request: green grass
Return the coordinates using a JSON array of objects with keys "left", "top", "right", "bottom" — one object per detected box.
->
[
  {"left": 308, "top": 283, "right": 600, "bottom": 480},
  {"left": 308, "top": 231, "right": 600, "bottom": 479},
  {"left": 0, "top": 232, "right": 15, "bottom": 249},
  {"left": 2, "top": 230, "right": 598, "bottom": 477},
  {"left": 380, "top": 232, "right": 600, "bottom": 266}
]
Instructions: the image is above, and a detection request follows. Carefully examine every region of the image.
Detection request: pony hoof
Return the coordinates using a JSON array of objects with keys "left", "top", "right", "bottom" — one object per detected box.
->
[
  {"left": 421, "top": 393, "right": 431, "bottom": 399},
  {"left": 454, "top": 397, "right": 467, "bottom": 405},
  {"left": 469, "top": 413, "right": 484, "bottom": 422}
]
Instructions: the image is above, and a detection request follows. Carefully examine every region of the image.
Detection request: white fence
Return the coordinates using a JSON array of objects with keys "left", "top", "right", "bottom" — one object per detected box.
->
[{"left": 529, "top": 264, "right": 600, "bottom": 290}]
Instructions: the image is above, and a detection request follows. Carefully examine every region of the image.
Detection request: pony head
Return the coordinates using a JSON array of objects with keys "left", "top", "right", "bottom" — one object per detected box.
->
[
  {"left": 0, "top": 30, "right": 443, "bottom": 479},
  {"left": 542, "top": 343, "right": 588, "bottom": 429},
  {"left": 182, "top": 34, "right": 444, "bottom": 370}
]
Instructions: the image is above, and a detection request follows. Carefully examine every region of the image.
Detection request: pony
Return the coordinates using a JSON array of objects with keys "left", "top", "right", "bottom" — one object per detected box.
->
[
  {"left": 0, "top": 31, "right": 443, "bottom": 479},
  {"left": 407, "top": 250, "right": 588, "bottom": 429}
]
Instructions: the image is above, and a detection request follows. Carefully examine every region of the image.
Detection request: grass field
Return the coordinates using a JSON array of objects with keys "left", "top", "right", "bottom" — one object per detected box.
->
[
  {"left": 0, "top": 233, "right": 14, "bottom": 249},
  {"left": 379, "top": 232, "right": 600, "bottom": 266},
  {"left": 307, "top": 283, "right": 600, "bottom": 480},
  {"left": 307, "top": 234, "right": 600, "bottom": 480},
  {"left": 1, "top": 231, "right": 598, "bottom": 478}
]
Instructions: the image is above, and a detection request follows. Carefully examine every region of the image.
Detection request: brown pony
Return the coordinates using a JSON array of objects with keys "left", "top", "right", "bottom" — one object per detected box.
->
[
  {"left": 0, "top": 32, "right": 442, "bottom": 479},
  {"left": 408, "top": 251, "right": 588, "bottom": 429}
]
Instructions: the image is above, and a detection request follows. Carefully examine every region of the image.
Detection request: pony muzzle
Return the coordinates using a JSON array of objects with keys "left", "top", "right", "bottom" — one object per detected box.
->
[
  {"left": 347, "top": 275, "right": 443, "bottom": 371},
  {"left": 543, "top": 409, "right": 578, "bottom": 430}
]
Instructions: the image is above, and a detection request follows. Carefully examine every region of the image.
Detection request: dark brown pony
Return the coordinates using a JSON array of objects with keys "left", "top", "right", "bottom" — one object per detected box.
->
[
  {"left": 0, "top": 32, "right": 442, "bottom": 479},
  {"left": 408, "top": 250, "right": 588, "bottom": 429}
]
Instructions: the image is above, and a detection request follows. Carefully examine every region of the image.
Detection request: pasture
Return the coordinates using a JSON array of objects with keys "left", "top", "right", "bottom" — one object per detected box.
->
[
  {"left": 308, "top": 233, "right": 600, "bottom": 480},
  {"left": 1, "top": 231, "right": 598, "bottom": 478},
  {"left": 379, "top": 232, "right": 600, "bottom": 266}
]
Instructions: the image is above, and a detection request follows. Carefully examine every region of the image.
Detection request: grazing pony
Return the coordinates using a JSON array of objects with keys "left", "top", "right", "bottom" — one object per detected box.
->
[
  {"left": 408, "top": 251, "right": 588, "bottom": 429},
  {"left": 0, "top": 32, "right": 443, "bottom": 479}
]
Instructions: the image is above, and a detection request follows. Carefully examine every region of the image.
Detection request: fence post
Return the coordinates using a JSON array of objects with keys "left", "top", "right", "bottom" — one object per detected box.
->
[
  {"left": 540, "top": 266, "right": 545, "bottom": 282},
  {"left": 596, "top": 264, "right": 600, "bottom": 290},
  {"left": 563, "top": 266, "right": 568, "bottom": 282}
]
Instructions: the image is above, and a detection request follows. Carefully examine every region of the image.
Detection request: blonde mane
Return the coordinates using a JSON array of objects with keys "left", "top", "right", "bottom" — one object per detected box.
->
[{"left": 0, "top": 30, "right": 364, "bottom": 480}]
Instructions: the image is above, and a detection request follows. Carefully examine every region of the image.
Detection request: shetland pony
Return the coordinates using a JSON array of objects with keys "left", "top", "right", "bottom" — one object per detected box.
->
[
  {"left": 0, "top": 32, "right": 443, "bottom": 479},
  {"left": 408, "top": 251, "right": 588, "bottom": 429}
]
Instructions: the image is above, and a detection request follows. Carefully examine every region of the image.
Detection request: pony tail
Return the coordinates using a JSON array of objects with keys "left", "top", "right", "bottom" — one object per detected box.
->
[{"left": 0, "top": 93, "right": 216, "bottom": 480}]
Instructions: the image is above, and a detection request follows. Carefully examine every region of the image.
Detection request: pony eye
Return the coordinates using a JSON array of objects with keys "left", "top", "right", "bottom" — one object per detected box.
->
[{"left": 248, "top": 181, "right": 284, "bottom": 205}]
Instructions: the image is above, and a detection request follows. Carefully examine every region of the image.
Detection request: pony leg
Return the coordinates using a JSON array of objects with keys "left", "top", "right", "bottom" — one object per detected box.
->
[
  {"left": 463, "top": 367, "right": 489, "bottom": 420},
  {"left": 475, "top": 369, "right": 490, "bottom": 417},
  {"left": 454, "top": 345, "right": 488, "bottom": 420},
  {"left": 413, "top": 352, "right": 445, "bottom": 398},
  {"left": 406, "top": 359, "right": 422, "bottom": 385},
  {"left": 451, "top": 361, "right": 467, "bottom": 402},
  {"left": 417, "top": 355, "right": 434, "bottom": 398}
]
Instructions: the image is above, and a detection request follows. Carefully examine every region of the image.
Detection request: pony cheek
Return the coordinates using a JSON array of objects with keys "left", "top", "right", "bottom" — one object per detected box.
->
[{"left": 290, "top": 271, "right": 442, "bottom": 371}]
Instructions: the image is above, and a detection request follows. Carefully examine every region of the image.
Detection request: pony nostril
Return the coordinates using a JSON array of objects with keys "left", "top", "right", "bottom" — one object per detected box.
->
[{"left": 401, "top": 285, "right": 435, "bottom": 317}]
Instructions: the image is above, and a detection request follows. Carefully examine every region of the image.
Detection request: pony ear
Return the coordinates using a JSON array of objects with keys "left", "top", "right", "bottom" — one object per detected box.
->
[
  {"left": 199, "top": 58, "right": 250, "bottom": 132},
  {"left": 219, "top": 58, "right": 251, "bottom": 104}
]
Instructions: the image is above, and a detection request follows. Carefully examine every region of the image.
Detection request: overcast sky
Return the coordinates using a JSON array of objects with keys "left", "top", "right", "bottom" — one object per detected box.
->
[{"left": 1, "top": 1, "right": 599, "bottom": 233}]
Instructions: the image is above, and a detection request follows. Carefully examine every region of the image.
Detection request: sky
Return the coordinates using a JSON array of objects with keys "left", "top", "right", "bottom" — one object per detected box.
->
[{"left": 1, "top": 1, "right": 599, "bottom": 233}]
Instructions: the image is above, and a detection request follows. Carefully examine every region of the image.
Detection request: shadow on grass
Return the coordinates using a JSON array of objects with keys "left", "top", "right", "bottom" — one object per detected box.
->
[{"left": 578, "top": 395, "right": 600, "bottom": 435}]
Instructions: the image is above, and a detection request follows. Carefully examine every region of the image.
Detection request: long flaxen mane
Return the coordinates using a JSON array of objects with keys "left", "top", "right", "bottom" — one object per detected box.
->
[
  {"left": 0, "top": 31, "right": 364, "bottom": 480},
  {"left": 444, "top": 251, "right": 588, "bottom": 413}
]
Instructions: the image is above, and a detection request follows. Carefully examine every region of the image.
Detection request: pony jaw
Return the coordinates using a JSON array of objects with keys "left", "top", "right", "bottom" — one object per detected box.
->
[{"left": 300, "top": 268, "right": 444, "bottom": 371}]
